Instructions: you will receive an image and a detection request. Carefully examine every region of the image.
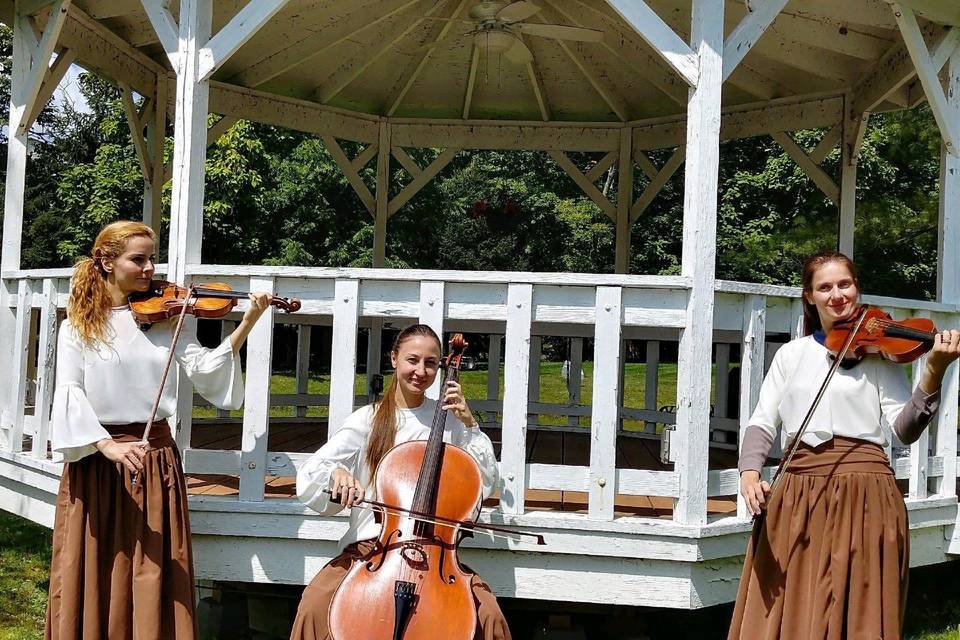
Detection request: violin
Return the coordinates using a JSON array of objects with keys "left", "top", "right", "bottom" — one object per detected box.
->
[
  {"left": 825, "top": 306, "right": 936, "bottom": 364},
  {"left": 128, "top": 280, "right": 300, "bottom": 323},
  {"left": 326, "top": 334, "right": 542, "bottom": 640}
]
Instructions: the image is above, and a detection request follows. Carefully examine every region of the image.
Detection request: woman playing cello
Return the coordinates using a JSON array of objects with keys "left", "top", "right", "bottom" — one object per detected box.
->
[
  {"left": 292, "top": 323, "right": 511, "bottom": 640},
  {"left": 45, "top": 220, "right": 274, "bottom": 639},
  {"left": 728, "top": 251, "right": 960, "bottom": 639}
]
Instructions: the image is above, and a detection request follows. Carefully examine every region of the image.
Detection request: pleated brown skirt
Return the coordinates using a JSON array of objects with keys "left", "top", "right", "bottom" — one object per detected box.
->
[
  {"left": 44, "top": 421, "right": 197, "bottom": 640},
  {"left": 728, "top": 436, "right": 909, "bottom": 640},
  {"left": 290, "top": 540, "right": 512, "bottom": 640}
]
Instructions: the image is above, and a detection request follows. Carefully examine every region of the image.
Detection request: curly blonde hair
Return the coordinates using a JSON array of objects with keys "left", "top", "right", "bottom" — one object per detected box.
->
[{"left": 68, "top": 221, "right": 156, "bottom": 347}]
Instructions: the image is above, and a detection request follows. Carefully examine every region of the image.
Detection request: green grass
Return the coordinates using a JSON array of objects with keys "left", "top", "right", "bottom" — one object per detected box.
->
[{"left": 0, "top": 511, "right": 51, "bottom": 640}]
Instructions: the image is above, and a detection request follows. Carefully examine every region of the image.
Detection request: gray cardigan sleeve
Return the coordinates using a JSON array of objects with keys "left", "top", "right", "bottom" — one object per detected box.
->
[{"left": 892, "top": 386, "right": 941, "bottom": 445}]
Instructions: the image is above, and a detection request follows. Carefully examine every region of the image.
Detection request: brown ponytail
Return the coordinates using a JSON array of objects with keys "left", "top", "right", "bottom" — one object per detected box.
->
[
  {"left": 365, "top": 324, "right": 441, "bottom": 473},
  {"left": 68, "top": 221, "right": 156, "bottom": 347}
]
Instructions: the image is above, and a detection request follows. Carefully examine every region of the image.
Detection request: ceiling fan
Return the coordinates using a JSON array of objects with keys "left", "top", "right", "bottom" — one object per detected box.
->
[{"left": 423, "top": 1, "right": 604, "bottom": 64}]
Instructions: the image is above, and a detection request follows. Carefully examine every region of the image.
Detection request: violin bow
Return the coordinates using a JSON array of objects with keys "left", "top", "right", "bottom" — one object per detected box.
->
[
  {"left": 322, "top": 488, "right": 546, "bottom": 545},
  {"left": 765, "top": 306, "right": 870, "bottom": 497},
  {"left": 131, "top": 285, "right": 196, "bottom": 486}
]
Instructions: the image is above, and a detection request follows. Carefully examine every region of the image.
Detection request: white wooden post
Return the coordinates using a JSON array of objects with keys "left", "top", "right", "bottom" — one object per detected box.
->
[
  {"left": 6, "top": 280, "right": 33, "bottom": 452},
  {"left": 329, "top": 279, "right": 359, "bottom": 435},
  {"left": 366, "top": 319, "right": 383, "bottom": 401},
  {"left": 615, "top": 127, "right": 633, "bottom": 273},
  {"left": 374, "top": 121, "right": 390, "bottom": 266},
  {"left": 908, "top": 315, "right": 930, "bottom": 499},
  {"left": 487, "top": 334, "right": 502, "bottom": 407},
  {"left": 295, "top": 324, "right": 312, "bottom": 418},
  {"left": 568, "top": 337, "right": 584, "bottom": 427},
  {"left": 174, "top": 318, "right": 196, "bottom": 453},
  {"left": 419, "top": 281, "right": 445, "bottom": 401},
  {"left": 217, "top": 320, "right": 235, "bottom": 419},
  {"left": 673, "top": 0, "right": 724, "bottom": 525},
  {"left": 31, "top": 279, "right": 59, "bottom": 459},
  {"left": 644, "top": 340, "right": 659, "bottom": 433},
  {"left": 737, "top": 295, "right": 765, "bottom": 519},
  {"left": 714, "top": 342, "right": 731, "bottom": 418},
  {"left": 239, "top": 276, "right": 275, "bottom": 501},
  {"left": 527, "top": 335, "right": 542, "bottom": 425},
  {"left": 500, "top": 283, "right": 533, "bottom": 515},
  {"left": 839, "top": 97, "right": 867, "bottom": 257},
  {"left": 590, "top": 286, "right": 622, "bottom": 520},
  {"left": 166, "top": 0, "right": 211, "bottom": 285}
]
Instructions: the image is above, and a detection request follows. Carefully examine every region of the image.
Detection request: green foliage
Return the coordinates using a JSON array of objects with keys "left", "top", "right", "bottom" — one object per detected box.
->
[{"left": 0, "top": 511, "right": 51, "bottom": 640}]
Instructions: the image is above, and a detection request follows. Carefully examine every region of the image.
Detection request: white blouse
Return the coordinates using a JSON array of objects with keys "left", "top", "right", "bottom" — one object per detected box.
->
[
  {"left": 748, "top": 334, "right": 913, "bottom": 449},
  {"left": 297, "top": 400, "right": 500, "bottom": 549},
  {"left": 51, "top": 306, "right": 244, "bottom": 462}
]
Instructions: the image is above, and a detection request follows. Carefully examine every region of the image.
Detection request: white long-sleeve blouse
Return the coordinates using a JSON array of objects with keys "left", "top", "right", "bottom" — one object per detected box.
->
[
  {"left": 51, "top": 306, "right": 244, "bottom": 462},
  {"left": 297, "top": 400, "right": 500, "bottom": 549}
]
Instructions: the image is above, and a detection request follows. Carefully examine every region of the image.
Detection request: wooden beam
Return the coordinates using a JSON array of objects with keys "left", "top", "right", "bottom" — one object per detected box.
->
[
  {"left": 604, "top": 0, "right": 698, "bottom": 87},
  {"left": 893, "top": 4, "right": 960, "bottom": 154},
  {"left": 120, "top": 82, "right": 153, "bottom": 179},
  {"left": 809, "top": 121, "right": 841, "bottom": 165},
  {"left": 19, "top": 0, "right": 55, "bottom": 16},
  {"left": 139, "top": 0, "right": 180, "bottom": 70},
  {"left": 722, "top": 0, "right": 790, "bottom": 81},
  {"left": 615, "top": 128, "right": 633, "bottom": 273},
  {"left": 585, "top": 150, "right": 618, "bottom": 184},
  {"left": 523, "top": 35, "right": 551, "bottom": 122},
  {"left": 772, "top": 131, "right": 840, "bottom": 204},
  {"left": 391, "top": 146, "right": 422, "bottom": 179},
  {"left": 630, "top": 147, "right": 685, "bottom": 223},
  {"left": 388, "top": 147, "right": 459, "bottom": 217},
  {"left": 206, "top": 114, "right": 239, "bottom": 146},
  {"left": 79, "top": 0, "right": 139, "bottom": 19},
  {"left": 895, "top": 0, "right": 960, "bottom": 26},
  {"left": 14, "top": 0, "right": 70, "bottom": 135},
  {"left": 532, "top": 10, "right": 630, "bottom": 121},
  {"left": 373, "top": 122, "right": 390, "bottom": 265},
  {"left": 633, "top": 149, "right": 659, "bottom": 180},
  {"left": 384, "top": 0, "right": 470, "bottom": 117},
  {"left": 314, "top": 1, "right": 445, "bottom": 104},
  {"left": 548, "top": 150, "right": 617, "bottom": 220},
  {"left": 462, "top": 44, "right": 479, "bottom": 119},
  {"left": 143, "top": 74, "right": 167, "bottom": 236},
  {"left": 24, "top": 46, "right": 75, "bottom": 131},
  {"left": 351, "top": 142, "right": 379, "bottom": 172},
  {"left": 197, "top": 0, "right": 292, "bottom": 81},
  {"left": 231, "top": 0, "right": 421, "bottom": 88},
  {"left": 322, "top": 135, "right": 376, "bottom": 215}
]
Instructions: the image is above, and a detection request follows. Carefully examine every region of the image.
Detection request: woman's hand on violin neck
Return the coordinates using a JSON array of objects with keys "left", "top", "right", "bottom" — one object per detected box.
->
[
  {"left": 96, "top": 438, "right": 147, "bottom": 474},
  {"left": 330, "top": 468, "right": 365, "bottom": 508},
  {"left": 442, "top": 381, "right": 478, "bottom": 428},
  {"left": 920, "top": 329, "right": 960, "bottom": 392},
  {"left": 740, "top": 470, "right": 771, "bottom": 517},
  {"left": 228, "top": 292, "right": 273, "bottom": 352}
]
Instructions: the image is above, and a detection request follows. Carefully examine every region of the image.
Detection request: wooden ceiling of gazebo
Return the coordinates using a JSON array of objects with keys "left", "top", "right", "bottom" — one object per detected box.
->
[{"left": 42, "top": 0, "right": 958, "bottom": 122}]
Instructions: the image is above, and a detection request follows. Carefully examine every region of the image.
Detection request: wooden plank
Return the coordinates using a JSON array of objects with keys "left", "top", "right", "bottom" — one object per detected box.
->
[
  {"left": 167, "top": 0, "right": 212, "bottom": 285},
  {"left": 604, "top": 0, "right": 698, "bottom": 87},
  {"left": 500, "top": 284, "right": 533, "bottom": 515},
  {"left": 373, "top": 122, "right": 390, "bottom": 265},
  {"left": 30, "top": 279, "right": 58, "bottom": 459},
  {"left": 589, "top": 286, "right": 622, "bottom": 520},
  {"left": 295, "top": 325, "right": 311, "bottom": 418},
  {"left": 674, "top": 0, "right": 723, "bottom": 526},
  {"left": 328, "top": 280, "right": 359, "bottom": 435},
  {"left": 568, "top": 337, "right": 584, "bottom": 427},
  {"left": 391, "top": 147, "right": 421, "bottom": 179},
  {"left": 585, "top": 150, "right": 618, "bottom": 184},
  {"left": 630, "top": 147, "right": 685, "bottom": 223},
  {"left": 419, "top": 281, "right": 444, "bottom": 401},
  {"left": 238, "top": 277, "right": 275, "bottom": 501},
  {"left": 322, "top": 135, "right": 375, "bottom": 215},
  {"left": 908, "top": 311, "right": 931, "bottom": 499},
  {"left": 462, "top": 44, "right": 479, "bottom": 119},
  {"left": 6, "top": 281, "right": 33, "bottom": 452},
  {"left": 737, "top": 295, "right": 765, "bottom": 518},
  {"left": 548, "top": 150, "right": 617, "bottom": 220},
  {"left": 197, "top": 0, "right": 292, "bottom": 81},
  {"left": 138, "top": 0, "right": 180, "bottom": 69},
  {"left": 722, "top": 0, "right": 789, "bottom": 81},
  {"left": 120, "top": 82, "right": 153, "bottom": 179},
  {"left": 388, "top": 147, "right": 459, "bottom": 217},
  {"left": 615, "top": 127, "right": 633, "bottom": 274},
  {"left": 772, "top": 131, "right": 840, "bottom": 205},
  {"left": 24, "top": 47, "right": 75, "bottom": 131}
]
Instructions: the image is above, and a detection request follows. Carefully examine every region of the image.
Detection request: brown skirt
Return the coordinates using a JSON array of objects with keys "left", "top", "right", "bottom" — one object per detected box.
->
[
  {"left": 728, "top": 436, "right": 909, "bottom": 640},
  {"left": 290, "top": 540, "right": 511, "bottom": 640},
  {"left": 45, "top": 421, "right": 197, "bottom": 640}
]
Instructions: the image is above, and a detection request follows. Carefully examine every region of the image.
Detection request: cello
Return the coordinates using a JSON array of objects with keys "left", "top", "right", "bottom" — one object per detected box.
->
[{"left": 327, "top": 334, "right": 504, "bottom": 640}]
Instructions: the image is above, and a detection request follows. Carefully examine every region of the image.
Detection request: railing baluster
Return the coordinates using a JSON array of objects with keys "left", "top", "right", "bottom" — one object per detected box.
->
[
  {"left": 31, "top": 279, "right": 59, "bottom": 459},
  {"left": 500, "top": 283, "right": 532, "bottom": 516},
  {"left": 419, "top": 281, "right": 444, "bottom": 401},
  {"left": 737, "top": 295, "right": 766, "bottom": 519},
  {"left": 7, "top": 279, "right": 32, "bottom": 452},
  {"left": 239, "top": 276, "right": 275, "bottom": 501},
  {"left": 589, "top": 286, "right": 622, "bottom": 520},
  {"left": 328, "top": 279, "right": 360, "bottom": 436}
]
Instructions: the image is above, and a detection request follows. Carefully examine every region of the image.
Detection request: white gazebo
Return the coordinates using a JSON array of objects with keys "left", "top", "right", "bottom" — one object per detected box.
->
[{"left": 0, "top": 0, "right": 958, "bottom": 610}]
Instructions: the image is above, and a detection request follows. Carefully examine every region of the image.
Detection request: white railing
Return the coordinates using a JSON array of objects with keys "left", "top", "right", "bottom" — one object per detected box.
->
[{"left": 2, "top": 266, "right": 958, "bottom": 525}]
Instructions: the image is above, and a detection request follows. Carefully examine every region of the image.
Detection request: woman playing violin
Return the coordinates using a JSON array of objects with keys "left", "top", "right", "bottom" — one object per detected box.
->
[
  {"left": 728, "top": 251, "right": 960, "bottom": 640},
  {"left": 292, "top": 323, "right": 511, "bottom": 640},
  {"left": 45, "top": 221, "right": 273, "bottom": 640}
]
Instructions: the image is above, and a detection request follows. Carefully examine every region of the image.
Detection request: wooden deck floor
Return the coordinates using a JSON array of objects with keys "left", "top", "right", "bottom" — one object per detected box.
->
[{"left": 185, "top": 421, "right": 740, "bottom": 519}]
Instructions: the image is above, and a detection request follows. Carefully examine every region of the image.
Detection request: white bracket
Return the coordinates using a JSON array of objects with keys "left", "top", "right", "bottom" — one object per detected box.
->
[
  {"left": 196, "top": 0, "right": 291, "bottom": 81},
  {"left": 548, "top": 150, "right": 617, "bottom": 221},
  {"left": 722, "top": 0, "right": 790, "bottom": 81},
  {"left": 772, "top": 131, "right": 840, "bottom": 204},
  {"left": 139, "top": 0, "right": 180, "bottom": 70},
  {"left": 12, "top": 0, "right": 71, "bottom": 134},
  {"left": 604, "top": 0, "right": 699, "bottom": 87}
]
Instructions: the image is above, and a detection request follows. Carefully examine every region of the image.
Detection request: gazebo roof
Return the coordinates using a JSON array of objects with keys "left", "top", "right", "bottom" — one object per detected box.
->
[{"left": 36, "top": 0, "right": 960, "bottom": 124}]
